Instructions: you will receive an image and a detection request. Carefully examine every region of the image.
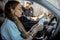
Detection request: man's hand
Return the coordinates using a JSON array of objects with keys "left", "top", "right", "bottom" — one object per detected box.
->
[
  {"left": 30, "top": 17, "right": 39, "bottom": 21},
  {"left": 26, "top": 16, "right": 39, "bottom": 21}
]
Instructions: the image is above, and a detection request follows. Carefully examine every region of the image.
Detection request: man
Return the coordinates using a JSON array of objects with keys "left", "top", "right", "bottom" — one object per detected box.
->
[
  {"left": 22, "top": 1, "right": 33, "bottom": 17},
  {"left": 20, "top": 1, "right": 39, "bottom": 31}
]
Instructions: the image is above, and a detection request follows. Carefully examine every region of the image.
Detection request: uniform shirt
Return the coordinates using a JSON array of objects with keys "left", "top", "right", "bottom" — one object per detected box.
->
[{"left": 1, "top": 19, "right": 24, "bottom": 40}]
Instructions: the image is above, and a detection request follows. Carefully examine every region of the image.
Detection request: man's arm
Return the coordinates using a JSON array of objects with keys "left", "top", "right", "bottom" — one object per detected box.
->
[
  {"left": 27, "top": 16, "right": 39, "bottom": 21},
  {"left": 26, "top": 13, "right": 44, "bottom": 21}
]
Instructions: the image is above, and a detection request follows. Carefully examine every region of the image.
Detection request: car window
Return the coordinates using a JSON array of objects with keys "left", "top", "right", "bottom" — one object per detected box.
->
[
  {"left": 47, "top": 0, "right": 60, "bottom": 11},
  {"left": 30, "top": 0, "right": 58, "bottom": 27},
  {"left": 30, "top": 1, "right": 55, "bottom": 22}
]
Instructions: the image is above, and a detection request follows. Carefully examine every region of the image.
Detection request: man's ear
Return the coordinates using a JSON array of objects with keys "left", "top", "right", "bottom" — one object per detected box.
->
[{"left": 11, "top": 8, "right": 14, "bottom": 14}]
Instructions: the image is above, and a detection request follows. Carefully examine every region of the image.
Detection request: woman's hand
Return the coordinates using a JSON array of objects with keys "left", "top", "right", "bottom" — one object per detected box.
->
[
  {"left": 21, "top": 32, "right": 30, "bottom": 38},
  {"left": 26, "top": 24, "right": 44, "bottom": 40}
]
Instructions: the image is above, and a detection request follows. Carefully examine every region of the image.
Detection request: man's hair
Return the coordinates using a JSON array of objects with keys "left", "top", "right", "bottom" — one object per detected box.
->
[{"left": 26, "top": 1, "right": 33, "bottom": 5}]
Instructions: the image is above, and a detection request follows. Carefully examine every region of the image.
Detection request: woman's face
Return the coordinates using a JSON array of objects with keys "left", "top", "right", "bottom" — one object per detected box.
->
[{"left": 13, "top": 4, "right": 22, "bottom": 17}]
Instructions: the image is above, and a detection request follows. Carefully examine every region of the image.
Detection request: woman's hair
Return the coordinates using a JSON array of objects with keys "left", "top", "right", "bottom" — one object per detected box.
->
[
  {"left": 5, "top": 1, "right": 28, "bottom": 38},
  {"left": 5, "top": 1, "right": 20, "bottom": 20}
]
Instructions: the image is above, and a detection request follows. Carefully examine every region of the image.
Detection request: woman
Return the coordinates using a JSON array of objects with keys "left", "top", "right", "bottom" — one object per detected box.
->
[
  {"left": 1, "top": 1, "right": 44, "bottom": 40},
  {"left": 1, "top": 1, "right": 29, "bottom": 40}
]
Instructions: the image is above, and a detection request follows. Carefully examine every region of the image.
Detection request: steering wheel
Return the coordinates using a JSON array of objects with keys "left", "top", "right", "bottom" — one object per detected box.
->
[{"left": 34, "top": 16, "right": 58, "bottom": 40}]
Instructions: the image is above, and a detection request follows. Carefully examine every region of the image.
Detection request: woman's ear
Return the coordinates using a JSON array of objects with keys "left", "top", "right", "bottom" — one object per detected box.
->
[{"left": 11, "top": 8, "right": 15, "bottom": 14}]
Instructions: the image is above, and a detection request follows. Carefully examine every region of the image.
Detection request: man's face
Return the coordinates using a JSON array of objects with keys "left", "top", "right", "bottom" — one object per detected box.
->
[{"left": 25, "top": 3, "right": 31, "bottom": 9}]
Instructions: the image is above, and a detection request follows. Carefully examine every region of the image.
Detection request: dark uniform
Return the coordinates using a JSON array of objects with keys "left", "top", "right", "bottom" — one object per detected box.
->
[{"left": 20, "top": 6, "right": 38, "bottom": 31}]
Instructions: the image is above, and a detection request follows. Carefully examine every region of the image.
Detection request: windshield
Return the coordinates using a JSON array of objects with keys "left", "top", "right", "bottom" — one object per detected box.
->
[{"left": 47, "top": 0, "right": 60, "bottom": 10}]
